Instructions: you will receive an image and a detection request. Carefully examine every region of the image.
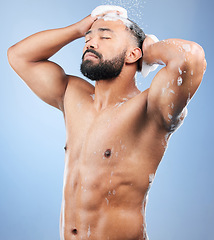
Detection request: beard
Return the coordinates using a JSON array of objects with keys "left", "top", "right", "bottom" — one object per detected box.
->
[{"left": 80, "top": 49, "right": 126, "bottom": 81}]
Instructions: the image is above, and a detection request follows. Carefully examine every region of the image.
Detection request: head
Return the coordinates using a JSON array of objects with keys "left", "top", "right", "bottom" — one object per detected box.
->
[
  {"left": 80, "top": 15, "right": 146, "bottom": 81},
  {"left": 125, "top": 19, "right": 146, "bottom": 71}
]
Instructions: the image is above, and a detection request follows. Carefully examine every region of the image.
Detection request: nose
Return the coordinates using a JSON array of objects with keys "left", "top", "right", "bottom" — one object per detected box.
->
[{"left": 86, "top": 37, "right": 98, "bottom": 50}]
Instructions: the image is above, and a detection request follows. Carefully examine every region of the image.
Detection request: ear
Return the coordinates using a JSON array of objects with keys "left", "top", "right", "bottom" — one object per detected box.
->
[{"left": 125, "top": 47, "right": 142, "bottom": 64}]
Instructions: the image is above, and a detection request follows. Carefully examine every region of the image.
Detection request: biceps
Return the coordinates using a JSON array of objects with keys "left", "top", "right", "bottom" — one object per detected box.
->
[{"left": 12, "top": 60, "right": 68, "bottom": 110}]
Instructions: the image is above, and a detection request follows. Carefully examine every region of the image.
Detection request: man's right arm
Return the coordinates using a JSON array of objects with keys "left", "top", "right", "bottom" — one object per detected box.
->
[{"left": 7, "top": 15, "right": 96, "bottom": 111}]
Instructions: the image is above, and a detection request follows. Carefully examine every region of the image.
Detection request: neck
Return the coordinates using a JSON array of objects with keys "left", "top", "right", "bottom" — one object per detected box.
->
[{"left": 93, "top": 69, "right": 140, "bottom": 111}]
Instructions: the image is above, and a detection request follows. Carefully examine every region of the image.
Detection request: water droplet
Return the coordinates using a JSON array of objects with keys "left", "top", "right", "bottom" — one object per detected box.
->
[
  {"left": 177, "top": 76, "right": 183, "bottom": 86},
  {"left": 87, "top": 225, "right": 91, "bottom": 238},
  {"left": 178, "top": 67, "right": 182, "bottom": 75}
]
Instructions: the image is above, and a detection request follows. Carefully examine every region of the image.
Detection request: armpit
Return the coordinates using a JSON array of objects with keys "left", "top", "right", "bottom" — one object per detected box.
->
[{"left": 167, "top": 106, "right": 188, "bottom": 132}]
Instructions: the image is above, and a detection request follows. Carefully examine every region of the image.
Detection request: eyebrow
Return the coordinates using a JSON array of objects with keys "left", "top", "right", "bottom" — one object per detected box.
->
[{"left": 85, "top": 28, "right": 114, "bottom": 36}]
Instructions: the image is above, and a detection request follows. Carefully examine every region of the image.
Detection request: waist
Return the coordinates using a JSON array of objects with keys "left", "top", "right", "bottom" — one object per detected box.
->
[{"left": 62, "top": 207, "right": 147, "bottom": 240}]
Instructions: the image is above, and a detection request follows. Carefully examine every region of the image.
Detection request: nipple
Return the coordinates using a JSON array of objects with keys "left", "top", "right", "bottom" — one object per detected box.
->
[{"left": 104, "top": 149, "right": 111, "bottom": 158}]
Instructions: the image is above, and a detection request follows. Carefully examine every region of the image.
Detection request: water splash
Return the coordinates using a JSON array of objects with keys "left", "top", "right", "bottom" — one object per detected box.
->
[{"left": 101, "top": 0, "right": 147, "bottom": 28}]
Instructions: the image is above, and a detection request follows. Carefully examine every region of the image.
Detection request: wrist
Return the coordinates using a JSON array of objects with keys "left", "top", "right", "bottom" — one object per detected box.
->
[
  {"left": 142, "top": 34, "right": 159, "bottom": 64},
  {"left": 65, "top": 23, "right": 84, "bottom": 39},
  {"left": 73, "top": 15, "right": 97, "bottom": 38}
]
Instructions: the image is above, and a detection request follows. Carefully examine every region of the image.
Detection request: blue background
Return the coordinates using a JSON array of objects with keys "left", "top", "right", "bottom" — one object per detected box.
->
[{"left": 1, "top": 0, "right": 213, "bottom": 239}]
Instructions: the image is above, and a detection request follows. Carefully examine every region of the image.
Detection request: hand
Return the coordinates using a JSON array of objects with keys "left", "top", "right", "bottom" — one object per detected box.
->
[
  {"left": 142, "top": 35, "right": 156, "bottom": 54},
  {"left": 75, "top": 15, "right": 98, "bottom": 38}
]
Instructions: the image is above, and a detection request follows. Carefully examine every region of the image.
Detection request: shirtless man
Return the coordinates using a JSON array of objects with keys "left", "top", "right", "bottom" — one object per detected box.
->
[{"left": 7, "top": 6, "right": 206, "bottom": 240}]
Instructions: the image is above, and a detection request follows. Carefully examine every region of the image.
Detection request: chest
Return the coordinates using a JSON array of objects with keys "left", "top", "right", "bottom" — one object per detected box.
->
[{"left": 65, "top": 100, "right": 145, "bottom": 155}]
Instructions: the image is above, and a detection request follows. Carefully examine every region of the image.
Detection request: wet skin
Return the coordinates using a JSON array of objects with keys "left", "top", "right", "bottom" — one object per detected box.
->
[
  {"left": 60, "top": 80, "right": 169, "bottom": 240},
  {"left": 8, "top": 13, "right": 206, "bottom": 240},
  {"left": 59, "top": 19, "right": 192, "bottom": 240}
]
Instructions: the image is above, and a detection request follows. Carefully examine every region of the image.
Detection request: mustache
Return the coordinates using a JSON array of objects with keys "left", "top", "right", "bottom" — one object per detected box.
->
[{"left": 82, "top": 49, "right": 103, "bottom": 60}]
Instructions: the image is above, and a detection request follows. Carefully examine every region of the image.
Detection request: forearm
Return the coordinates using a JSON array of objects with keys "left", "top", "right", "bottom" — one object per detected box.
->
[
  {"left": 8, "top": 24, "right": 82, "bottom": 62},
  {"left": 8, "top": 15, "right": 96, "bottom": 63},
  {"left": 143, "top": 39, "right": 198, "bottom": 67}
]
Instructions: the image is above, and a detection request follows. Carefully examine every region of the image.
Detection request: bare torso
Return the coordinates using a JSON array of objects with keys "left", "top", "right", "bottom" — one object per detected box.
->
[
  {"left": 60, "top": 77, "right": 169, "bottom": 240},
  {"left": 6, "top": 8, "right": 205, "bottom": 240}
]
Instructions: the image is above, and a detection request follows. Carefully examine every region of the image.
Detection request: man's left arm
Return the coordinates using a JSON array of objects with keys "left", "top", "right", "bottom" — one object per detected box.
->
[{"left": 143, "top": 37, "right": 207, "bottom": 131}]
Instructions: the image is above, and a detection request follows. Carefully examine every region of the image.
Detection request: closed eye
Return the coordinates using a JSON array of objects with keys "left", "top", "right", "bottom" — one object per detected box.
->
[{"left": 101, "top": 37, "right": 111, "bottom": 40}]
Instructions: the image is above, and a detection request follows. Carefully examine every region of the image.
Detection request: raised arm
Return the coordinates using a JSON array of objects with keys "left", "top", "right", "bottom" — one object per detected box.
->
[
  {"left": 143, "top": 37, "right": 207, "bottom": 131},
  {"left": 7, "top": 15, "right": 96, "bottom": 111}
]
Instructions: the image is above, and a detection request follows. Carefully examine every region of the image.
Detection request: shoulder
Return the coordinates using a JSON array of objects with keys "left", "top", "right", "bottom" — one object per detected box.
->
[
  {"left": 66, "top": 75, "right": 94, "bottom": 92},
  {"left": 62, "top": 75, "right": 94, "bottom": 111},
  {"left": 65, "top": 75, "right": 95, "bottom": 97}
]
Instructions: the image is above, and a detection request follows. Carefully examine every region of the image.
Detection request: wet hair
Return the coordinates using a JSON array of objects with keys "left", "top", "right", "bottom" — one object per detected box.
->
[{"left": 125, "top": 19, "right": 146, "bottom": 71}]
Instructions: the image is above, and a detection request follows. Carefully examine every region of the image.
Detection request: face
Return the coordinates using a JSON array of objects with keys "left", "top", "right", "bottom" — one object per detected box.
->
[{"left": 80, "top": 19, "right": 130, "bottom": 81}]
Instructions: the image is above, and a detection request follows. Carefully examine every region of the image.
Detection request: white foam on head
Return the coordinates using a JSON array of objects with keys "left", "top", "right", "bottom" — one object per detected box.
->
[
  {"left": 100, "top": 12, "right": 132, "bottom": 27},
  {"left": 91, "top": 6, "right": 132, "bottom": 27},
  {"left": 91, "top": 5, "right": 128, "bottom": 18},
  {"left": 92, "top": 6, "right": 159, "bottom": 78}
]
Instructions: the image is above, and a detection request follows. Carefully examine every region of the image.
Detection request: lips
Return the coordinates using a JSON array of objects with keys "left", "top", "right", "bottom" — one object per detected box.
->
[
  {"left": 82, "top": 49, "right": 102, "bottom": 61},
  {"left": 84, "top": 52, "right": 99, "bottom": 60}
]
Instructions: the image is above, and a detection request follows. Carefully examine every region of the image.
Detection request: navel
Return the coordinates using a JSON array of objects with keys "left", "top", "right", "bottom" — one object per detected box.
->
[
  {"left": 104, "top": 149, "right": 111, "bottom": 158},
  {"left": 71, "top": 228, "right": 78, "bottom": 235}
]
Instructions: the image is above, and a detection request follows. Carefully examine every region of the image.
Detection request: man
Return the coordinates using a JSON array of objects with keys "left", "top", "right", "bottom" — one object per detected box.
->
[{"left": 7, "top": 6, "right": 206, "bottom": 240}]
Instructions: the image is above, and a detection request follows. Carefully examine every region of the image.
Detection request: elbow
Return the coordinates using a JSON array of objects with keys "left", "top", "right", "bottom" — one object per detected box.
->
[
  {"left": 7, "top": 44, "right": 23, "bottom": 71},
  {"left": 177, "top": 42, "right": 207, "bottom": 80},
  {"left": 191, "top": 42, "right": 205, "bottom": 58},
  {"left": 189, "top": 42, "right": 207, "bottom": 73},
  {"left": 184, "top": 43, "right": 206, "bottom": 87},
  {"left": 7, "top": 45, "right": 17, "bottom": 68},
  {"left": 7, "top": 46, "right": 13, "bottom": 65}
]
